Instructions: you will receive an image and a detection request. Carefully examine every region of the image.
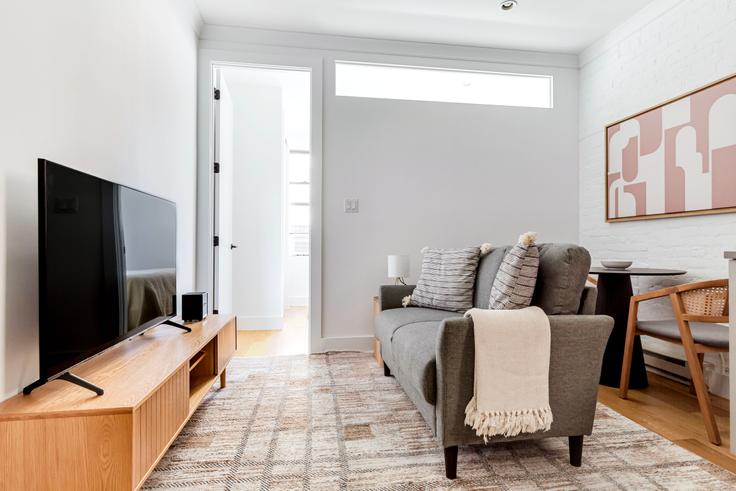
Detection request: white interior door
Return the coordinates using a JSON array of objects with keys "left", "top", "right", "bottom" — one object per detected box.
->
[{"left": 214, "top": 73, "right": 234, "bottom": 314}]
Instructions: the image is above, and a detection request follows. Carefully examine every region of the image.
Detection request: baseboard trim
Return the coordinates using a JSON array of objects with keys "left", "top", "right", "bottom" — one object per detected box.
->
[
  {"left": 237, "top": 316, "right": 284, "bottom": 330},
  {"left": 286, "top": 296, "right": 308, "bottom": 307},
  {"left": 318, "top": 335, "right": 373, "bottom": 353}
]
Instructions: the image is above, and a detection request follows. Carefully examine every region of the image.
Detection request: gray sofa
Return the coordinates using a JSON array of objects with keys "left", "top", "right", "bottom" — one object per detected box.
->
[{"left": 375, "top": 244, "right": 613, "bottom": 479}]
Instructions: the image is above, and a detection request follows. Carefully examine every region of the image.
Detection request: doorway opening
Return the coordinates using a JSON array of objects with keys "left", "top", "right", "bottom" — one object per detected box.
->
[{"left": 213, "top": 64, "right": 311, "bottom": 357}]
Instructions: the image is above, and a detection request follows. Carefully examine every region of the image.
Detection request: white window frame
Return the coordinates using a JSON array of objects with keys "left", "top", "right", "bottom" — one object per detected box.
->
[{"left": 335, "top": 60, "right": 553, "bottom": 109}]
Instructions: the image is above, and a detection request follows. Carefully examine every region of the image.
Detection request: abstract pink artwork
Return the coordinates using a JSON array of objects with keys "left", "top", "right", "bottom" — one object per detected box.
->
[{"left": 606, "top": 74, "right": 736, "bottom": 221}]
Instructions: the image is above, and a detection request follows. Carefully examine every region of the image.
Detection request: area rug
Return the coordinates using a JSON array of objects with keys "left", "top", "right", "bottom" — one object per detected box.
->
[{"left": 144, "top": 352, "right": 736, "bottom": 490}]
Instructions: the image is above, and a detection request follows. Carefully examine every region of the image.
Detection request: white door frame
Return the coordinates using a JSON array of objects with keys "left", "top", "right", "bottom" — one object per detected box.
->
[{"left": 196, "top": 48, "right": 323, "bottom": 353}]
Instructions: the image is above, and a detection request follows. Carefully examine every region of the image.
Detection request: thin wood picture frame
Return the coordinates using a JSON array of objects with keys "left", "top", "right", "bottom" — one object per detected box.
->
[{"left": 605, "top": 72, "right": 736, "bottom": 223}]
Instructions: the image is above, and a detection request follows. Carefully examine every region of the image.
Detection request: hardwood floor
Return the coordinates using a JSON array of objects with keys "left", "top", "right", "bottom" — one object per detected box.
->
[
  {"left": 598, "top": 372, "right": 736, "bottom": 473},
  {"left": 235, "top": 307, "right": 308, "bottom": 357}
]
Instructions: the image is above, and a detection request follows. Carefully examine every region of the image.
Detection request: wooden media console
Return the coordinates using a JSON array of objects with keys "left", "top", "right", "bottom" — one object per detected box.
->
[{"left": 0, "top": 314, "right": 237, "bottom": 490}]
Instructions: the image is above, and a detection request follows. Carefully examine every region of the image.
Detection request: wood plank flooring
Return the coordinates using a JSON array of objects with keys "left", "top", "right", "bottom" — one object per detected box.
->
[
  {"left": 598, "top": 372, "right": 736, "bottom": 473},
  {"left": 235, "top": 307, "right": 308, "bottom": 357}
]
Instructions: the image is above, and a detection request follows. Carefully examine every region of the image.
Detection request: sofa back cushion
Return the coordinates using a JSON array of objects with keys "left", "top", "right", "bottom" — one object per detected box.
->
[{"left": 474, "top": 243, "right": 591, "bottom": 315}]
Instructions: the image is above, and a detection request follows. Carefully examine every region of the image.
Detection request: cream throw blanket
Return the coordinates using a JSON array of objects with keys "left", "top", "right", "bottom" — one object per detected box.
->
[{"left": 463, "top": 306, "right": 553, "bottom": 441}]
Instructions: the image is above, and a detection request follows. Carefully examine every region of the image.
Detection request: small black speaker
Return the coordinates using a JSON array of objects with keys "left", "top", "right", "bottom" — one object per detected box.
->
[{"left": 181, "top": 292, "right": 208, "bottom": 322}]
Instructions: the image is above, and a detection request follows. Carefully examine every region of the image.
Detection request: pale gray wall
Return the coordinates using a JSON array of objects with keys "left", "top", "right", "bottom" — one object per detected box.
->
[
  {"left": 0, "top": 0, "right": 201, "bottom": 400},
  {"left": 199, "top": 26, "right": 580, "bottom": 347},
  {"left": 323, "top": 60, "right": 579, "bottom": 340}
]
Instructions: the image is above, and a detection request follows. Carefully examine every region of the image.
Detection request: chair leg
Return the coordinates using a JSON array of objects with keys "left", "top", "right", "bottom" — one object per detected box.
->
[
  {"left": 689, "top": 353, "right": 705, "bottom": 395},
  {"left": 444, "top": 446, "right": 458, "bottom": 479},
  {"left": 672, "top": 294, "right": 721, "bottom": 445},
  {"left": 383, "top": 363, "right": 391, "bottom": 377},
  {"left": 619, "top": 299, "right": 638, "bottom": 399},
  {"left": 569, "top": 435, "right": 583, "bottom": 467},
  {"left": 684, "top": 347, "right": 721, "bottom": 445}
]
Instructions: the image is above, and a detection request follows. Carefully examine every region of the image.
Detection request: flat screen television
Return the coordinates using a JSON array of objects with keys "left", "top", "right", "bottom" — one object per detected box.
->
[{"left": 25, "top": 159, "right": 180, "bottom": 395}]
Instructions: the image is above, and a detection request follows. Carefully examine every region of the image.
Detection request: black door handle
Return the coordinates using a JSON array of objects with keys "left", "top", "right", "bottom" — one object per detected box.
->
[{"left": 230, "top": 244, "right": 238, "bottom": 250}]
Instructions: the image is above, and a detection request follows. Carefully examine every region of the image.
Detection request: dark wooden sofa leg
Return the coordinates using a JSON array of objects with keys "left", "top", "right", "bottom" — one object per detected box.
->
[
  {"left": 569, "top": 435, "right": 583, "bottom": 467},
  {"left": 383, "top": 363, "right": 391, "bottom": 376},
  {"left": 444, "top": 446, "right": 458, "bottom": 479}
]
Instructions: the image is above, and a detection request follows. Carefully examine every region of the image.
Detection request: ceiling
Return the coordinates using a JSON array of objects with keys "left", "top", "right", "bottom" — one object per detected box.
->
[{"left": 194, "top": 0, "right": 654, "bottom": 54}]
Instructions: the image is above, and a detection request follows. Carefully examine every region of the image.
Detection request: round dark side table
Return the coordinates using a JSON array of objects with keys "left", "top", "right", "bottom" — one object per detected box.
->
[{"left": 590, "top": 267, "right": 686, "bottom": 389}]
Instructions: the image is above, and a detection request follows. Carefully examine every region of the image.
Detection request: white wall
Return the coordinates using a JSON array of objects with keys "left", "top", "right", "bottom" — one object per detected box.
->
[
  {"left": 0, "top": 0, "right": 201, "bottom": 400},
  {"left": 579, "top": 0, "right": 736, "bottom": 395},
  {"left": 199, "top": 27, "right": 580, "bottom": 349},
  {"left": 227, "top": 80, "right": 286, "bottom": 329}
]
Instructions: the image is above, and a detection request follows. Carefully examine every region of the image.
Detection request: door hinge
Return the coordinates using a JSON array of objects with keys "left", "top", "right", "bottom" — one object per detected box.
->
[
  {"left": 214, "top": 162, "right": 220, "bottom": 174},
  {"left": 214, "top": 88, "right": 220, "bottom": 100},
  {"left": 213, "top": 235, "right": 219, "bottom": 247}
]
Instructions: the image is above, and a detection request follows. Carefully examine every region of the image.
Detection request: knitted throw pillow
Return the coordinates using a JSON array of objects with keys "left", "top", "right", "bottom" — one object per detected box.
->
[
  {"left": 406, "top": 244, "right": 491, "bottom": 313},
  {"left": 489, "top": 232, "right": 540, "bottom": 310}
]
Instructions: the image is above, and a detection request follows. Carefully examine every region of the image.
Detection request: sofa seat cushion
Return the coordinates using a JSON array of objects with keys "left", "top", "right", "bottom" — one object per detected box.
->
[
  {"left": 375, "top": 307, "right": 459, "bottom": 347},
  {"left": 638, "top": 320, "right": 729, "bottom": 349},
  {"left": 391, "top": 321, "right": 442, "bottom": 405}
]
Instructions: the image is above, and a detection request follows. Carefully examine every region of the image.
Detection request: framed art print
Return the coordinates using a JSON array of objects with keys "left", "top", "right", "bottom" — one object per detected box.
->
[{"left": 606, "top": 74, "right": 736, "bottom": 222}]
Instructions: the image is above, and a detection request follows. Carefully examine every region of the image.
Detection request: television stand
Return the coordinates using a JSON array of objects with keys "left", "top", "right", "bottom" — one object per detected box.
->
[
  {"left": 2, "top": 315, "right": 237, "bottom": 490},
  {"left": 22, "top": 371, "right": 104, "bottom": 396},
  {"left": 163, "top": 318, "right": 192, "bottom": 332}
]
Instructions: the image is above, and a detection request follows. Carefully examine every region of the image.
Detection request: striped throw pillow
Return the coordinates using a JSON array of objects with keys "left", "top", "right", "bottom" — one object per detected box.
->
[
  {"left": 489, "top": 232, "right": 539, "bottom": 310},
  {"left": 408, "top": 245, "right": 489, "bottom": 313}
]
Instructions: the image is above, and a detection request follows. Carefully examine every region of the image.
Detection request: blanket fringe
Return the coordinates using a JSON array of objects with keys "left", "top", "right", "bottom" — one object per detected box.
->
[{"left": 464, "top": 397, "right": 553, "bottom": 443}]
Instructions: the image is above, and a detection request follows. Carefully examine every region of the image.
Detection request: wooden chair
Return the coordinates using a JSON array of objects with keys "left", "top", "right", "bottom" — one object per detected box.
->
[{"left": 619, "top": 279, "right": 729, "bottom": 445}]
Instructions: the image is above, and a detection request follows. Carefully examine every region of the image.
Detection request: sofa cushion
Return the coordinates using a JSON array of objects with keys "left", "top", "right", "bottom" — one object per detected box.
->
[
  {"left": 375, "top": 307, "right": 459, "bottom": 349},
  {"left": 473, "top": 246, "right": 509, "bottom": 308},
  {"left": 474, "top": 243, "right": 590, "bottom": 315},
  {"left": 532, "top": 244, "right": 591, "bottom": 315},
  {"left": 391, "top": 321, "right": 441, "bottom": 405}
]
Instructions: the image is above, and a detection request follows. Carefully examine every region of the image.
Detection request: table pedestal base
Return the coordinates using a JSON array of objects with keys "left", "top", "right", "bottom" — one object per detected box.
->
[{"left": 596, "top": 274, "right": 648, "bottom": 389}]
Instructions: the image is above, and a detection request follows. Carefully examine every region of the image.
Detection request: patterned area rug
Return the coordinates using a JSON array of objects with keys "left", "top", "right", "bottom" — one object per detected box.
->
[{"left": 144, "top": 352, "right": 736, "bottom": 490}]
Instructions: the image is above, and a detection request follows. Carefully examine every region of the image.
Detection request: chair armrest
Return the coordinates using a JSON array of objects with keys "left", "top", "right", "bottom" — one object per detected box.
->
[
  {"left": 435, "top": 314, "right": 613, "bottom": 447},
  {"left": 378, "top": 285, "right": 416, "bottom": 311},
  {"left": 631, "top": 285, "right": 677, "bottom": 303}
]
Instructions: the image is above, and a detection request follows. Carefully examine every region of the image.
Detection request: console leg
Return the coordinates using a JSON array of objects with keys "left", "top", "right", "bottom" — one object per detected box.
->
[
  {"left": 220, "top": 368, "right": 227, "bottom": 389},
  {"left": 569, "top": 435, "right": 583, "bottom": 467},
  {"left": 444, "top": 446, "right": 458, "bottom": 479},
  {"left": 58, "top": 372, "right": 104, "bottom": 395},
  {"left": 163, "top": 319, "right": 192, "bottom": 332}
]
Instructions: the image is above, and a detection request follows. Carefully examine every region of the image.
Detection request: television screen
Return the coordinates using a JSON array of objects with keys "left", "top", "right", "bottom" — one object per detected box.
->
[{"left": 38, "top": 159, "right": 177, "bottom": 381}]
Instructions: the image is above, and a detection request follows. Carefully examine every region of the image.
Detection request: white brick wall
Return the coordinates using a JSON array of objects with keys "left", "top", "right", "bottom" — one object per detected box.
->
[{"left": 579, "top": 0, "right": 736, "bottom": 396}]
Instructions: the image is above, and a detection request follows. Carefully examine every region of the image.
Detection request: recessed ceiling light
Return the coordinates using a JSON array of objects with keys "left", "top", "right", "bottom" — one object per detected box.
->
[{"left": 499, "top": 0, "right": 518, "bottom": 11}]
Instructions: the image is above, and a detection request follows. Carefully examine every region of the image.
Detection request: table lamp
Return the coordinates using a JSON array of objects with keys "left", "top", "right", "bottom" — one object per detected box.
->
[{"left": 388, "top": 255, "right": 409, "bottom": 285}]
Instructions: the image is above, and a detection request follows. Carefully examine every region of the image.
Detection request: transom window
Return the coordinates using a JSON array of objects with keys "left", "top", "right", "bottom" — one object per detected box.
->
[{"left": 335, "top": 61, "right": 553, "bottom": 109}]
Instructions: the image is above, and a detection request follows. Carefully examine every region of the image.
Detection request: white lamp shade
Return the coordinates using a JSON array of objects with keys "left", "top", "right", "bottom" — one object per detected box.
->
[{"left": 387, "top": 255, "right": 410, "bottom": 278}]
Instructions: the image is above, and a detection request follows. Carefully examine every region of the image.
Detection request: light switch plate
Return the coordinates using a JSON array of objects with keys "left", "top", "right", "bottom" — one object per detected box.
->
[{"left": 344, "top": 198, "right": 359, "bottom": 213}]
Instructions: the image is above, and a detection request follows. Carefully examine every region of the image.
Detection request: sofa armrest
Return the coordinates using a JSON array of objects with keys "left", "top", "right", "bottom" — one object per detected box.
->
[
  {"left": 435, "top": 314, "right": 613, "bottom": 447},
  {"left": 378, "top": 285, "right": 416, "bottom": 311},
  {"left": 578, "top": 286, "right": 598, "bottom": 314}
]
